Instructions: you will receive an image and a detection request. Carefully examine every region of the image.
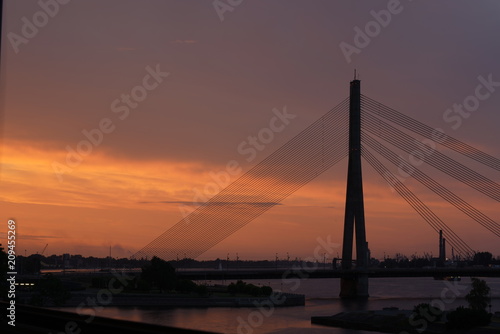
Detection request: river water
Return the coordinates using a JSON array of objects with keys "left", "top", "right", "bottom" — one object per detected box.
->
[{"left": 72, "top": 277, "right": 500, "bottom": 333}]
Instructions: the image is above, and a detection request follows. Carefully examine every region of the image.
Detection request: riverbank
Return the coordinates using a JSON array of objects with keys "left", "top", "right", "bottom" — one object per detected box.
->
[
  {"left": 311, "top": 309, "right": 500, "bottom": 333},
  {"left": 1, "top": 301, "right": 218, "bottom": 334}
]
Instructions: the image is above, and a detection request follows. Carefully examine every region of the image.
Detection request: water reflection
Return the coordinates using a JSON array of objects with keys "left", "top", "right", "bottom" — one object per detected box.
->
[
  {"left": 339, "top": 298, "right": 369, "bottom": 312},
  {"left": 61, "top": 277, "right": 500, "bottom": 334}
]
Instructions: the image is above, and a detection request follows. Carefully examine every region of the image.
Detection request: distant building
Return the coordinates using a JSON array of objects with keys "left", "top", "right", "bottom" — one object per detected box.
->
[{"left": 63, "top": 253, "right": 71, "bottom": 268}]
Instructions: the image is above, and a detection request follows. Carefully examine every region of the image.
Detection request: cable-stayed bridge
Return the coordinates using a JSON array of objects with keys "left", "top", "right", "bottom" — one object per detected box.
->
[{"left": 133, "top": 78, "right": 499, "bottom": 298}]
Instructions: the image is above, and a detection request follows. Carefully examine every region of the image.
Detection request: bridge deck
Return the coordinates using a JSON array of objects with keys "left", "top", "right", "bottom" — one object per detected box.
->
[{"left": 176, "top": 267, "right": 500, "bottom": 280}]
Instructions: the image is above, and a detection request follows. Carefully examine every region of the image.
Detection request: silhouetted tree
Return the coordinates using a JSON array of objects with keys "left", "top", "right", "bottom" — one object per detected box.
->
[
  {"left": 466, "top": 278, "right": 491, "bottom": 311},
  {"left": 23, "top": 255, "right": 42, "bottom": 274},
  {"left": 30, "top": 274, "right": 70, "bottom": 306},
  {"left": 227, "top": 282, "right": 237, "bottom": 295},
  {"left": 195, "top": 284, "right": 208, "bottom": 296},
  {"left": 261, "top": 286, "right": 273, "bottom": 296},
  {"left": 447, "top": 306, "right": 491, "bottom": 329},
  {"left": 412, "top": 303, "right": 442, "bottom": 323},
  {"left": 141, "top": 256, "right": 177, "bottom": 292},
  {"left": 136, "top": 279, "right": 152, "bottom": 291},
  {"left": 0, "top": 245, "right": 8, "bottom": 300},
  {"left": 244, "top": 284, "right": 261, "bottom": 296},
  {"left": 176, "top": 279, "right": 197, "bottom": 294},
  {"left": 227, "top": 280, "right": 271, "bottom": 297}
]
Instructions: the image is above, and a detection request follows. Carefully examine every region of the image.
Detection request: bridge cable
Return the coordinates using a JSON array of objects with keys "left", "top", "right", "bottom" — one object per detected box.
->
[
  {"left": 133, "top": 98, "right": 350, "bottom": 260},
  {"left": 139, "top": 100, "right": 348, "bottom": 259},
  {"left": 165, "top": 102, "right": 348, "bottom": 252},
  {"left": 361, "top": 146, "right": 474, "bottom": 257},
  {"left": 361, "top": 110, "right": 500, "bottom": 202},
  {"left": 362, "top": 132, "right": 500, "bottom": 238},
  {"left": 361, "top": 94, "right": 500, "bottom": 171}
]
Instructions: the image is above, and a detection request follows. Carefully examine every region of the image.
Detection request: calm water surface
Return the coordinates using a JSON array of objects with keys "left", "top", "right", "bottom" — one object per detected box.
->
[{"left": 72, "top": 277, "right": 500, "bottom": 333}]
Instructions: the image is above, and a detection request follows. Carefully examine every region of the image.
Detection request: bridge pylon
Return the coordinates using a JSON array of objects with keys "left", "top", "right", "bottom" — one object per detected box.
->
[{"left": 339, "top": 78, "right": 369, "bottom": 299}]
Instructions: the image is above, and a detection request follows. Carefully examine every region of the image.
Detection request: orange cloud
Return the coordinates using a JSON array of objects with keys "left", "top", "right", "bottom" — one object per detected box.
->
[{"left": 1, "top": 139, "right": 497, "bottom": 259}]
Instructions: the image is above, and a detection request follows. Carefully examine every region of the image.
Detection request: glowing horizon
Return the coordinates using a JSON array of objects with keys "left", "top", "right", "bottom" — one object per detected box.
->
[{"left": 1, "top": 1, "right": 498, "bottom": 261}]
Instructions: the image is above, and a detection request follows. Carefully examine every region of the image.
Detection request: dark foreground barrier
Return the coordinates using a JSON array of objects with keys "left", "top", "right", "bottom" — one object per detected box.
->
[{"left": 1, "top": 301, "right": 218, "bottom": 334}]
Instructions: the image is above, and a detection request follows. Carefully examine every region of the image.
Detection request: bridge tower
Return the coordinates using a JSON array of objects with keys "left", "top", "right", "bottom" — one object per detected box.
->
[{"left": 339, "top": 77, "right": 369, "bottom": 299}]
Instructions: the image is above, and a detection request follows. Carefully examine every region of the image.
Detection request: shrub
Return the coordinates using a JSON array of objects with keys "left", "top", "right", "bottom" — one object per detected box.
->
[
  {"left": 227, "top": 280, "right": 272, "bottom": 296},
  {"left": 466, "top": 278, "right": 491, "bottom": 311},
  {"left": 195, "top": 284, "right": 208, "bottom": 296},
  {"left": 243, "top": 284, "right": 261, "bottom": 296},
  {"left": 235, "top": 280, "right": 247, "bottom": 293},
  {"left": 412, "top": 303, "right": 442, "bottom": 323},
  {"left": 261, "top": 285, "right": 273, "bottom": 296},
  {"left": 29, "top": 274, "right": 70, "bottom": 306},
  {"left": 141, "top": 257, "right": 177, "bottom": 292},
  {"left": 446, "top": 306, "right": 491, "bottom": 329},
  {"left": 227, "top": 283, "right": 237, "bottom": 295},
  {"left": 136, "top": 279, "right": 152, "bottom": 291},
  {"left": 176, "top": 279, "right": 197, "bottom": 294},
  {"left": 91, "top": 277, "right": 109, "bottom": 289}
]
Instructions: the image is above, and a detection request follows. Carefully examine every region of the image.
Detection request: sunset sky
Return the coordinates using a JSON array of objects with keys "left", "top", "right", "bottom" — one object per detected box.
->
[{"left": 0, "top": 0, "right": 498, "bottom": 260}]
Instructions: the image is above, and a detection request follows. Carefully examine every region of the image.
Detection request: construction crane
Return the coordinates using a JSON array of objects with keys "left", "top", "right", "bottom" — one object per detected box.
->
[{"left": 40, "top": 244, "right": 48, "bottom": 255}]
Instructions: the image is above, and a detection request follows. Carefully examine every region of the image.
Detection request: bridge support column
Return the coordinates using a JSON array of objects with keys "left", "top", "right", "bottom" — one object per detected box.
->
[
  {"left": 339, "top": 272, "right": 369, "bottom": 299},
  {"left": 339, "top": 77, "right": 369, "bottom": 299}
]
